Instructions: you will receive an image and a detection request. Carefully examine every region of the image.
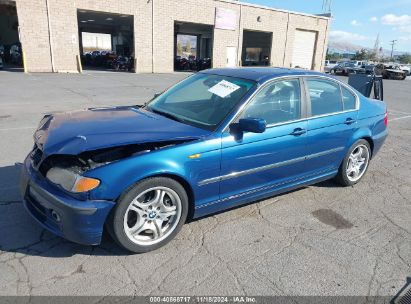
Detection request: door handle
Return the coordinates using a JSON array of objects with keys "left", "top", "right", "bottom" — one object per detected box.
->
[
  {"left": 345, "top": 118, "right": 356, "bottom": 125},
  {"left": 290, "top": 128, "right": 306, "bottom": 136}
]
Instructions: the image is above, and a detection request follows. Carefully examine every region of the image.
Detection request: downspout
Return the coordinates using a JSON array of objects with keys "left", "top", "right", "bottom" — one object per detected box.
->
[
  {"left": 237, "top": 4, "right": 242, "bottom": 66},
  {"left": 151, "top": 0, "right": 154, "bottom": 73},
  {"left": 320, "top": 18, "right": 330, "bottom": 72},
  {"left": 282, "top": 12, "right": 290, "bottom": 68},
  {"left": 45, "top": 0, "right": 55, "bottom": 72}
]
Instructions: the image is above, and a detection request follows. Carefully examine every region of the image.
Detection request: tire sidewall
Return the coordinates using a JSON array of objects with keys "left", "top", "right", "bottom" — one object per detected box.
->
[
  {"left": 109, "top": 177, "right": 189, "bottom": 253},
  {"left": 338, "top": 139, "right": 371, "bottom": 186}
]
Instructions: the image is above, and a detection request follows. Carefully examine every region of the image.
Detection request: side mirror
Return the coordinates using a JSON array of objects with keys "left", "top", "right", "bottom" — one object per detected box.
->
[{"left": 238, "top": 118, "right": 266, "bottom": 133}]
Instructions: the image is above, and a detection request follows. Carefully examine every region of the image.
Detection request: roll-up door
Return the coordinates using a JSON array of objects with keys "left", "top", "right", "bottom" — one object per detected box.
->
[{"left": 292, "top": 30, "right": 317, "bottom": 70}]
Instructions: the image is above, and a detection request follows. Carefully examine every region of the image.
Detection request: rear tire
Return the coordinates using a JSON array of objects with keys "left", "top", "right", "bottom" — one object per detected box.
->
[
  {"left": 107, "top": 177, "right": 189, "bottom": 253},
  {"left": 335, "top": 139, "right": 371, "bottom": 187}
]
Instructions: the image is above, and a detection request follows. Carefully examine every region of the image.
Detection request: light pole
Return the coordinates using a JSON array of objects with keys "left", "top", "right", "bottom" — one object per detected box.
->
[
  {"left": 390, "top": 40, "right": 397, "bottom": 60},
  {"left": 322, "top": 0, "right": 332, "bottom": 13}
]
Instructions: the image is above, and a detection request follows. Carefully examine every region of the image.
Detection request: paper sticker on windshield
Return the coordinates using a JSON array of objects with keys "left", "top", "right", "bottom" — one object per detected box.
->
[{"left": 208, "top": 80, "right": 240, "bottom": 98}]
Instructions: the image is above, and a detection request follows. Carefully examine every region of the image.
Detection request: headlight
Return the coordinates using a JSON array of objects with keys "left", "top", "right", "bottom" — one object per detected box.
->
[
  {"left": 46, "top": 167, "right": 100, "bottom": 193},
  {"left": 37, "top": 114, "right": 52, "bottom": 131}
]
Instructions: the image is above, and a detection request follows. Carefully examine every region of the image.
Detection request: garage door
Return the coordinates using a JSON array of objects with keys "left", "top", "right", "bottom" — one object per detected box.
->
[{"left": 292, "top": 30, "right": 317, "bottom": 70}]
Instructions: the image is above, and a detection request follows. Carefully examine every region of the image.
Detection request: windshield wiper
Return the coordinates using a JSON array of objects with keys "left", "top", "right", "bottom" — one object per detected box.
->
[{"left": 149, "top": 108, "right": 185, "bottom": 123}]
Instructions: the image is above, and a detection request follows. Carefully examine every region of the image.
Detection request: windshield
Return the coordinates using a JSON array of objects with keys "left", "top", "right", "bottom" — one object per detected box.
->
[{"left": 145, "top": 73, "right": 256, "bottom": 131}]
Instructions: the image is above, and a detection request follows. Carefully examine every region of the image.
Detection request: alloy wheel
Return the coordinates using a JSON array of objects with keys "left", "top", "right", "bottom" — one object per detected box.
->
[
  {"left": 346, "top": 144, "right": 370, "bottom": 182},
  {"left": 123, "top": 186, "right": 182, "bottom": 246}
]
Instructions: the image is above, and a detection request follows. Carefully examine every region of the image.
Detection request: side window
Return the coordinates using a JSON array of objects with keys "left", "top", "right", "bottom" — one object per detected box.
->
[
  {"left": 306, "top": 78, "right": 343, "bottom": 116},
  {"left": 241, "top": 79, "right": 301, "bottom": 125},
  {"left": 341, "top": 86, "right": 357, "bottom": 110}
]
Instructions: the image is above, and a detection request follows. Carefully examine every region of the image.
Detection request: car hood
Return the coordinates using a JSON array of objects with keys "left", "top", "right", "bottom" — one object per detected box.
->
[
  {"left": 385, "top": 69, "right": 405, "bottom": 74},
  {"left": 34, "top": 106, "right": 211, "bottom": 156}
]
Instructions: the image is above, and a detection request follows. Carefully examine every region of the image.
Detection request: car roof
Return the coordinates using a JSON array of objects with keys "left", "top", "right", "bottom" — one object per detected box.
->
[{"left": 200, "top": 67, "right": 325, "bottom": 83}]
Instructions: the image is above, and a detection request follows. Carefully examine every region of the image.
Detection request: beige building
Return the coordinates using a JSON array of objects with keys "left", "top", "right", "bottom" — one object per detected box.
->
[{"left": 1, "top": 0, "right": 330, "bottom": 73}]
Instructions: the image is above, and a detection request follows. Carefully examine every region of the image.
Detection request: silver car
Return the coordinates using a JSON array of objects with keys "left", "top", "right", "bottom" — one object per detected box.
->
[{"left": 324, "top": 60, "right": 338, "bottom": 73}]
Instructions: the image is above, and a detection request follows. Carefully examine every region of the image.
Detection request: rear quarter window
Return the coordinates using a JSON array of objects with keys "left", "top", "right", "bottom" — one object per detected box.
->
[{"left": 341, "top": 86, "right": 357, "bottom": 110}]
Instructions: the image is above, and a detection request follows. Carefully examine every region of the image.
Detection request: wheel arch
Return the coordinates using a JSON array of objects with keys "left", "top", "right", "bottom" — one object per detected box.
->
[
  {"left": 150, "top": 173, "right": 196, "bottom": 221},
  {"left": 350, "top": 126, "right": 374, "bottom": 155},
  {"left": 361, "top": 136, "right": 374, "bottom": 158},
  {"left": 339, "top": 131, "right": 374, "bottom": 171},
  {"left": 115, "top": 173, "right": 196, "bottom": 222}
]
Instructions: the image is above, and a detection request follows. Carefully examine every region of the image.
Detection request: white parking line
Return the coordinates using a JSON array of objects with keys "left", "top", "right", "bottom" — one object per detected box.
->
[
  {"left": 389, "top": 109, "right": 411, "bottom": 115},
  {"left": 0, "top": 126, "right": 35, "bottom": 131},
  {"left": 389, "top": 112, "right": 405, "bottom": 116},
  {"left": 390, "top": 115, "right": 411, "bottom": 121}
]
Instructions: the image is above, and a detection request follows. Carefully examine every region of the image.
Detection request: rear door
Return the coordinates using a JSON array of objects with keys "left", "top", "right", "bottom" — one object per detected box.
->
[{"left": 304, "top": 77, "right": 359, "bottom": 175}]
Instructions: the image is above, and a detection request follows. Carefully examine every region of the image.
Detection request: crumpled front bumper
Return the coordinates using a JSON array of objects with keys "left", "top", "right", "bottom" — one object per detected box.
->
[{"left": 20, "top": 155, "right": 116, "bottom": 245}]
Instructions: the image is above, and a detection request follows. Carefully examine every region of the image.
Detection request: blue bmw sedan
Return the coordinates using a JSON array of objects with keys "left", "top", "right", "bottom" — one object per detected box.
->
[{"left": 21, "top": 68, "right": 388, "bottom": 253}]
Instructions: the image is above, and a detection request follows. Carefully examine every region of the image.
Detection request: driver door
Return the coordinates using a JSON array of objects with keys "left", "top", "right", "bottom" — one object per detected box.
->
[{"left": 219, "top": 78, "right": 309, "bottom": 204}]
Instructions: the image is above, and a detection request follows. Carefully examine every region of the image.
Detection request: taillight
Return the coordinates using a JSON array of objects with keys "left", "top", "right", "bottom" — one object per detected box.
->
[{"left": 384, "top": 110, "right": 388, "bottom": 126}]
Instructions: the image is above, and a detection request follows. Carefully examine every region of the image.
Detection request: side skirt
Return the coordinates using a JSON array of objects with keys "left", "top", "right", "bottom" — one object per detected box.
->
[{"left": 193, "top": 169, "right": 338, "bottom": 219}]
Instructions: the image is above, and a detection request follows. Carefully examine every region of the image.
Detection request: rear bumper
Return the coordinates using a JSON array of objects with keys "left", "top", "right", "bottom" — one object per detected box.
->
[{"left": 21, "top": 155, "right": 116, "bottom": 245}]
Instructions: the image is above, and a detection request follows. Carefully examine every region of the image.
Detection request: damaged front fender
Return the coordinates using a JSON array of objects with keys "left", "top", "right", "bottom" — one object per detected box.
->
[
  {"left": 40, "top": 140, "right": 196, "bottom": 193},
  {"left": 82, "top": 135, "right": 222, "bottom": 203}
]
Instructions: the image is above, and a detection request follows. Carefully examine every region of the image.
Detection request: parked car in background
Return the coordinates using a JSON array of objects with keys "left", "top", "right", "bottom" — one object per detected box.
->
[
  {"left": 0, "top": 44, "right": 4, "bottom": 59},
  {"left": 399, "top": 65, "right": 410, "bottom": 76},
  {"left": 21, "top": 68, "right": 388, "bottom": 253},
  {"left": 345, "top": 65, "right": 365, "bottom": 75},
  {"left": 376, "top": 64, "right": 407, "bottom": 80},
  {"left": 343, "top": 64, "right": 376, "bottom": 75},
  {"left": 324, "top": 60, "right": 338, "bottom": 73},
  {"left": 361, "top": 64, "right": 376, "bottom": 75},
  {"left": 329, "top": 62, "right": 356, "bottom": 76},
  {"left": 351, "top": 60, "right": 366, "bottom": 67}
]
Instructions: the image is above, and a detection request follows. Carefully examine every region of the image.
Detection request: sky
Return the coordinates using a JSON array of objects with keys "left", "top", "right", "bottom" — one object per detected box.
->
[{"left": 242, "top": 0, "right": 411, "bottom": 53}]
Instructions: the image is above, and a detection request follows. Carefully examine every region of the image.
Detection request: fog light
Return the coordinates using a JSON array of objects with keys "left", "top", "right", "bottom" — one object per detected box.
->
[{"left": 51, "top": 210, "right": 61, "bottom": 222}]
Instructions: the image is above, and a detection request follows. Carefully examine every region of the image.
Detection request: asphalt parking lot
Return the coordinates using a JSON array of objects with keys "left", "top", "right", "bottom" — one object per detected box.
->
[{"left": 0, "top": 70, "right": 410, "bottom": 297}]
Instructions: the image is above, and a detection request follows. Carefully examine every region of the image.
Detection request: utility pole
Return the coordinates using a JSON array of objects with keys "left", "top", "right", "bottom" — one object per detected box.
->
[
  {"left": 322, "top": 0, "right": 332, "bottom": 13},
  {"left": 390, "top": 40, "right": 397, "bottom": 59}
]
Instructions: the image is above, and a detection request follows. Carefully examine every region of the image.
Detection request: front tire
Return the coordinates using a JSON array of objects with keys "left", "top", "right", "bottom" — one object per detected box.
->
[
  {"left": 335, "top": 139, "right": 371, "bottom": 186},
  {"left": 108, "top": 177, "right": 189, "bottom": 253}
]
